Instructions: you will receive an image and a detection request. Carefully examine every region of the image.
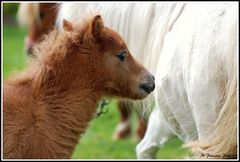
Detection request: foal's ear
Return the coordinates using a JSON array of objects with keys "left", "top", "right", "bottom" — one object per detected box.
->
[
  {"left": 91, "top": 15, "right": 104, "bottom": 37},
  {"left": 63, "top": 19, "right": 73, "bottom": 32}
]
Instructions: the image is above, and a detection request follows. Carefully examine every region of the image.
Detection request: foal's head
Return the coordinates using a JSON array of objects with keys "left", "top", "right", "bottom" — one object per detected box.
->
[{"left": 61, "top": 15, "right": 155, "bottom": 100}]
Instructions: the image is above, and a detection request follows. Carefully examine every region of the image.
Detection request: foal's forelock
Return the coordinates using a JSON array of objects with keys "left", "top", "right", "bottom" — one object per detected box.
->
[{"left": 31, "top": 20, "right": 91, "bottom": 67}]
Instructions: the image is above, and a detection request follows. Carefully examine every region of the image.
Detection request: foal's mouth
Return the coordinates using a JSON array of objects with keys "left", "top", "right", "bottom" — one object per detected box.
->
[{"left": 140, "top": 83, "right": 155, "bottom": 94}]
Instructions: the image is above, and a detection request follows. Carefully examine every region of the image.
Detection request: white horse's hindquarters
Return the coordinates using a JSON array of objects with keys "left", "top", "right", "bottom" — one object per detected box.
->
[{"left": 155, "top": 3, "right": 237, "bottom": 145}]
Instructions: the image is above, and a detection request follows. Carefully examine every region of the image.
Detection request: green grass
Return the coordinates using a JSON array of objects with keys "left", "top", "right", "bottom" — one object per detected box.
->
[
  {"left": 3, "top": 25, "right": 28, "bottom": 79},
  {"left": 3, "top": 24, "right": 191, "bottom": 159},
  {"left": 71, "top": 100, "right": 191, "bottom": 159}
]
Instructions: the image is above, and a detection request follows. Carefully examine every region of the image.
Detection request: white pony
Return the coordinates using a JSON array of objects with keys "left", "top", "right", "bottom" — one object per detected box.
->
[
  {"left": 137, "top": 4, "right": 238, "bottom": 159},
  {"left": 56, "top": 2, "right": 238, "bottom": 159}
]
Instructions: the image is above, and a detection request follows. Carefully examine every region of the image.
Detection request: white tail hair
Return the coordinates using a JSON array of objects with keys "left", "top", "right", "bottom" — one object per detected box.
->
[{"left": 188, "top": 62, "right": 237, "bottom": 158}]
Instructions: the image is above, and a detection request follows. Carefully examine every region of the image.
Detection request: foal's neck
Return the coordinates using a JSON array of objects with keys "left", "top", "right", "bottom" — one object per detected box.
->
[{"left": 30, "top": 54, "right": 102, "bottom": 158}]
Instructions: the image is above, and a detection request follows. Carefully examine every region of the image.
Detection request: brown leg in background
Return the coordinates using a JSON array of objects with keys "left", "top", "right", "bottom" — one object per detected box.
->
[
  {"left": 112, "top": 100, "right": 132, "bottom": 140},
  {"left": 136, "top": 115, "right": 147, "bottom": 140}
]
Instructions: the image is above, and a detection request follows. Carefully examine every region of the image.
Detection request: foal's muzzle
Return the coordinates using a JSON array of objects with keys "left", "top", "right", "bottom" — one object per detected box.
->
[{"left": 139, "top": 74, "right": 155, "bottom": 98}]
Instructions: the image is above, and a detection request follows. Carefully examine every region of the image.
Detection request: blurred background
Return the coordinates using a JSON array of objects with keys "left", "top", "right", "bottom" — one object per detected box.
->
[
  {"left": 3, "top": 3, "right": 190, "bottom": 159},
  {"left": 3, "top": 3, "right": 27, "bottom": 79}
]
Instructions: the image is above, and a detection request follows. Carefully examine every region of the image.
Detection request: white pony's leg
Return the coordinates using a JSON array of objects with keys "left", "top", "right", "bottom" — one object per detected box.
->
[{"left": 136, "top": 106, "right": 173, "bottom": 159}]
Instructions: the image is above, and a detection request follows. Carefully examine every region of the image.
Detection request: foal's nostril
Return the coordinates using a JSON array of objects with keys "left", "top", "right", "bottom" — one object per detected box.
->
[{"left": 146, "top": 74, "right": 155, "bottom": 82}]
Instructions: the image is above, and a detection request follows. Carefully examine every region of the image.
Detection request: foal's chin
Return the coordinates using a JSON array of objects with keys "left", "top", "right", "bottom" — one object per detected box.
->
[
  {"left": 139, "top": 90, "right": 152, "bottom": 100},
  {"left": 103, "top": 86, "right": 152, "bottom": 100},
  {"left": 120, "top": 91, "right": 151, "bottom": 101}
]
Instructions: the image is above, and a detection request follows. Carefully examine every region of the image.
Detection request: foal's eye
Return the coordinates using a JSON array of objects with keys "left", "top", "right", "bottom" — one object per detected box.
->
[{"left": 116, "top": 50, "right": 127, "bottom": 62}]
